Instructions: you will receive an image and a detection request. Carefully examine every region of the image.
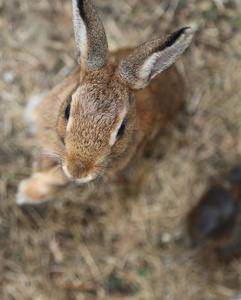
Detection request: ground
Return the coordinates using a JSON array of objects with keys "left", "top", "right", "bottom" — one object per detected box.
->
[{"left": 1, "top": 0, "right": 241, "bottom": 299}]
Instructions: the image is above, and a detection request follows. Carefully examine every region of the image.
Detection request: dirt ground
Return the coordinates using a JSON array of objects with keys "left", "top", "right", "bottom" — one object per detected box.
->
[{"left": 1, "top": 0, "right": 241, "bottom": 299}]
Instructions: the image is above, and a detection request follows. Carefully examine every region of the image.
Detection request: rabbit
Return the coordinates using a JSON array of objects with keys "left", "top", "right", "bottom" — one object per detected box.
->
[
  {"left": 187, "top": 164, "right": 241, "bottom": 262},
  {"left": 16, "top": 0, "right": 193, "bottom": 204}
]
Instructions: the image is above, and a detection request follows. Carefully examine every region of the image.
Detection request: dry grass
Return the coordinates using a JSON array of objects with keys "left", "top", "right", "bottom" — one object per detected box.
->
[{"left": 1, "top": 0, "right": 241, "bottom": 299}]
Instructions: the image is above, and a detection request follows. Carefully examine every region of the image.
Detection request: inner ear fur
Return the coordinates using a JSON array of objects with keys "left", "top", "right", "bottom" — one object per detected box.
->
[{"left": 119, "top": 27, "right": 193, "bottom": 90}]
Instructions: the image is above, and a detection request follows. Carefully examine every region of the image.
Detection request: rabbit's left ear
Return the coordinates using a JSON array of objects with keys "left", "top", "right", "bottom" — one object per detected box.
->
[
  {"left": 119, "top": 27, "right": 193, "bottom": 90},
  {"left": 72, "top": 0, "right": 109, "bottom": 72}
]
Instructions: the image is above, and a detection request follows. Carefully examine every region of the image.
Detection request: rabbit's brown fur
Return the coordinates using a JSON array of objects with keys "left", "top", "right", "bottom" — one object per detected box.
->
[{"left": 16, "top": 0, "right": 193, "bottom": 204}]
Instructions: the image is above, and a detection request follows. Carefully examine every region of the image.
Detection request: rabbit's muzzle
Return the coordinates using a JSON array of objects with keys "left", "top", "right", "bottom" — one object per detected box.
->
[{"left": 61, "top": 151, "right": 106, "bottom": 183}]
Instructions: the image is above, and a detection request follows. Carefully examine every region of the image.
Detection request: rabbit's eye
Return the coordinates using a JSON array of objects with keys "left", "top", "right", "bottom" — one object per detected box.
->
[
  {"left": 116, "top": 118, "right": 126, "bottom": 140},
  {"left": 65, "top": 98, "right": 72, "bottom": 121}
]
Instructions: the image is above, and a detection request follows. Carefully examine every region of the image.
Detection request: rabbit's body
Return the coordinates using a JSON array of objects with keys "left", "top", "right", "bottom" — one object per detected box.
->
[{"left": 16, "top": 0, "right": 192, "bottom": 204}]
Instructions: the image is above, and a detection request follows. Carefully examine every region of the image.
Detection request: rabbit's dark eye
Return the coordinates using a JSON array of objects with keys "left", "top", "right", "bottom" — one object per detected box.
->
[
  {"left": 65, "top": 98, "right": 72, "bottom": 121},
  {"left": 116, "top": 118, "right": 126, "bottom": 140}
]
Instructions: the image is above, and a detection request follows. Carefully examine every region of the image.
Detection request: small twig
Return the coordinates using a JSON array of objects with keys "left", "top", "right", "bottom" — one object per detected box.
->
[
  {"left": 78, "top": 242, "right": 104, "bottom": 285},
  {"left": 186, "top": 89, "right": 204, "bottom": 115},
  {"left": 212, "top": 0, "right": 225, "bottom": 10},
  {"left": 62, "top": 281, "right": 96, "bottom": 292}
]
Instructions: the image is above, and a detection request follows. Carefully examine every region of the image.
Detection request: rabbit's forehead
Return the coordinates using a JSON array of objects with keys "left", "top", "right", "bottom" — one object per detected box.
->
[
  {"left": 68, "top": 84, "right": 127, "bottom": 140},
  {"left": 71, "top": 83, "right": 128, "bottom": 122},
  {"left": 78, "top": 82, "right": 126, "bottom": 104},
  {"left": 78, "top": 85, "right": 120, "bottom": 113}
]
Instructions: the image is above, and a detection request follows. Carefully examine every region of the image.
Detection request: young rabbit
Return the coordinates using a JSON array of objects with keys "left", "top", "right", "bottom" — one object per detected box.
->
[
  {"left": 187, "top": 164, "right": 241, "bottom": 262},
  {"left": 16, "top": 0, "right": 193, "bottom": 204}
]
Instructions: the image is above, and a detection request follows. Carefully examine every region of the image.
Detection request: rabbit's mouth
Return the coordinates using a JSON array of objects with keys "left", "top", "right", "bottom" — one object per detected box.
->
[{"left": 75, "top": 175, "right": 94, "bottom": 184}]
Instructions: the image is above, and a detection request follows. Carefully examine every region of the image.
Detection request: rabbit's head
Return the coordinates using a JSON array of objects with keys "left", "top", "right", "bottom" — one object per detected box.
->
[{"left": 58, "top": 0, "right": 193, "bottom": 183}]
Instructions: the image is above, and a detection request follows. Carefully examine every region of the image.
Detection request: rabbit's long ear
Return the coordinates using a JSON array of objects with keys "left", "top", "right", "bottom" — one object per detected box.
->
[
  {"left": 119, "top": 27, "right": 193, "bottom": 90},
  {"left": 72, "top": 0, "right": 109, "bottom": 72}
]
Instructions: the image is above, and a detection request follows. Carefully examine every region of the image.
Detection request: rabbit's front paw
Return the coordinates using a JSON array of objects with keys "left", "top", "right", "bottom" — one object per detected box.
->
[{"left": 16, "top": 174, "right": 52, "bottom": 205}]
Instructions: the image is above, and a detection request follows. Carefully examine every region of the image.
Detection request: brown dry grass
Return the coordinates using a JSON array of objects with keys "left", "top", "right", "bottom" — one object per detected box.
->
[{"left": 1, "top": 0, "right": 241, "bottom": 299}]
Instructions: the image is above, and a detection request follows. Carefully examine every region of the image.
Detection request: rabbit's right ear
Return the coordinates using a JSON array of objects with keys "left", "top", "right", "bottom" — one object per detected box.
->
[
  {"left": 72, "top": 0, "right": 109, "bottom": 72},
  {"left": 119, "top": 27, "right": 193, "bottom": 90}
]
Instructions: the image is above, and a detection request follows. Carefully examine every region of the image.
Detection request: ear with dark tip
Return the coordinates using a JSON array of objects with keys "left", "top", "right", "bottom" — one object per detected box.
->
[
  {"left": 119, "top": 27, "right": 193, "bottom": 90},
  {"left": 72, "top": 0, "right": 109, "bottom": 72}
]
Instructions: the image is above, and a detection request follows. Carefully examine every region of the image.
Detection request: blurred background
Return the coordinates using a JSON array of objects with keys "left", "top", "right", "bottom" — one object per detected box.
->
[{"left": 1, "top": 0, "right": 241, "bottom": 299}]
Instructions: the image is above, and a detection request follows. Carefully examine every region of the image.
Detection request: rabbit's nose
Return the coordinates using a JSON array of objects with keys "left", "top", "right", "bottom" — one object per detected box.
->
[
  {"left": 62, "top": 162, "right": 91, "bottom": 181},
  {"left": 69, "top": 162, "right": 84, "bottom": 178}
]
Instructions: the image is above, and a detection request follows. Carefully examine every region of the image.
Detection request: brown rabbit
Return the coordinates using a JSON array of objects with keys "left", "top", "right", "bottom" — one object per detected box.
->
[
  {"left": 16, "top": 0, "right": 193, "bottom": 204},
  {"left": 187, "top": 164, "right": 241, "bottom": 262}
]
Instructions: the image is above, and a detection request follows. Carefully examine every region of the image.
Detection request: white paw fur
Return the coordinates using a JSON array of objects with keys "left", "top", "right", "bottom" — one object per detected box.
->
[{"left": 16, "top": 178, "right": 52, "bottom": 205}]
